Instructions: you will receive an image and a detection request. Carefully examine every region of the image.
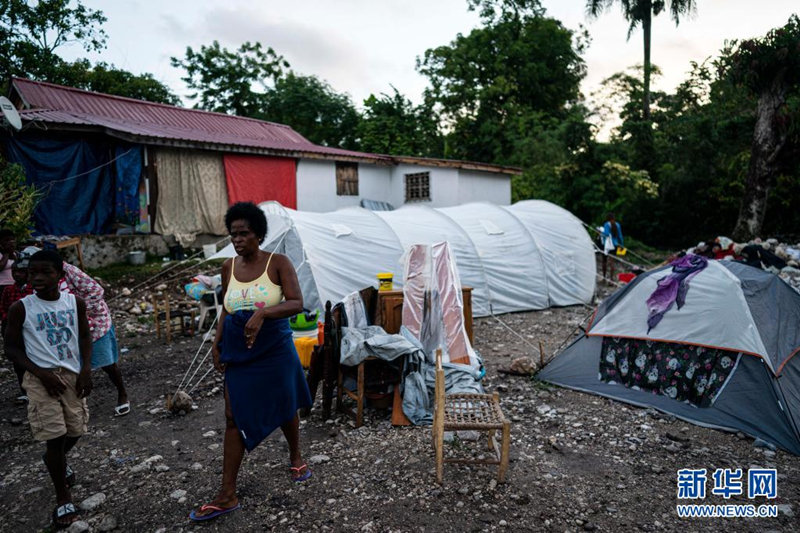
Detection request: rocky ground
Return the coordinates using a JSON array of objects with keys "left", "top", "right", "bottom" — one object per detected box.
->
[{"left": 0, "top": 279, "right": 798, "bottom": 532}]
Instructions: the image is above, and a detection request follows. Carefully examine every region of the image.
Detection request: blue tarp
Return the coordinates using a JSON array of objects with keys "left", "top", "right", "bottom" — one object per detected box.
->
[
  {"left": 4, "top": 137, "right": 142, "bottom": 234},
  {"left": 114, "top": 145, "right": 142, "bottom": 226}
]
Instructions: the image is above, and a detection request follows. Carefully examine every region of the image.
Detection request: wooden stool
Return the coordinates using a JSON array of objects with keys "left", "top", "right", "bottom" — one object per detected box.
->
[
  {"left": 153, "top": 294, "right": 196, "bottom": 343},
  {"left": 432, "top": 349, "right": 510, "bottom": 483}
]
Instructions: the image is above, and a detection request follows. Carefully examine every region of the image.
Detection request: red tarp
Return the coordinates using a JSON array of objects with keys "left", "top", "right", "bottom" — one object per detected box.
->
[{"left": 223, "top": 154, "right": 297, "bottom": 208}]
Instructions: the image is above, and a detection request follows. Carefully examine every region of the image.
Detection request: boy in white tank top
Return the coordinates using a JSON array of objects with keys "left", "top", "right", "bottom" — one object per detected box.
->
[{"left": 3, "top": 250, "right": 93, "bottom": 529}]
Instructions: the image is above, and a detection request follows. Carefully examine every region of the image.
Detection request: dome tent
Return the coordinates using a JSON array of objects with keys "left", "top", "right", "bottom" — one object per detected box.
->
[
  {"left": 212, "top": 200, "right": 596, "bottom": 316},
  {"left": 539, "top": 261, "right": 800, "bottom": 454}
]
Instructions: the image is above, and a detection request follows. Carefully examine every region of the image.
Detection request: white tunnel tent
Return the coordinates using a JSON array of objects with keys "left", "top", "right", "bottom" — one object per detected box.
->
[{"left": 213, "top": 200, "right": 596, "bottom": 316}]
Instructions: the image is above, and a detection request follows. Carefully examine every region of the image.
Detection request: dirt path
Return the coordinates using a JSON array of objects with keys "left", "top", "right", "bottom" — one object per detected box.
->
[{"left": 1, "top": 301, "right": 797, "bottom": 532}]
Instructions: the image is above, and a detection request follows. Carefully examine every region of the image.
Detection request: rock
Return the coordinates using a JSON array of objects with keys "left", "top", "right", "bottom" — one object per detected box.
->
[
  {"left": 98, "top": 514, "right": 118, "bottom": 531},
  {"left": 79, "top": 492, "right": 106, "bottom": 511},
  {"left": 190, "top": 462, "right": 203, "bottom": 471},
  {"left": 128, "top": 306, "right": 142, "bottom": 315},
  {"left": 536, "top": 404, "right": 552, "bottom": 415},
  {"left": 155, "top": 283, "right": 167, "bottom": 291},
  {"left": 777, "top": 504, "right": 794, "bottom": 518},
  {"left": 510, "top": 357, "right": 535, "bottom": 375},
  {"left": 155, "top": 464, "right": 170, "bottom": 472},
  {"left": 309, "top": 454, "right": 330, "bottom": 464},
  {"left": 499, "top": 520, "right": 508, "bottom": 527},
  {"left": 167, "top": 391, "right": 193, "bottom": 413},
  {"left": 170, "top": 489, "right": 187, "bottom": 500},
  {"left": 121, "top": 288, "right": 132, "bottom": 296},
  {"left": 583, "top": 523, "right": 597, "bottom": 531},
  {"left": 202, "top": 430, "right": 217, "bottom": 438},
  {"left": 67, "top": 521, "right": 90, "bottom": 533}
]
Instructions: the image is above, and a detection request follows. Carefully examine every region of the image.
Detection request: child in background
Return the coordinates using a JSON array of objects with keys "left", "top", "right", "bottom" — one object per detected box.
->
[
  {"left": 60, "top": 262, "right": 130, "bottom": 416},
  {"left": 1, "top": 256, "right": 34, "bottom": 402},
  {"left": 0, "top": 229, "right": 16, "bottom": 294},
  {"left": 4, "top": 250, "right": 92, "bottom": 529}
]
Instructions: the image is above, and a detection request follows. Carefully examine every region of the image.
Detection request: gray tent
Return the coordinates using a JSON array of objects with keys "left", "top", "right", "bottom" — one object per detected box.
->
[{"left": 539, "top": 261, "right": 800, "bottom": 454}]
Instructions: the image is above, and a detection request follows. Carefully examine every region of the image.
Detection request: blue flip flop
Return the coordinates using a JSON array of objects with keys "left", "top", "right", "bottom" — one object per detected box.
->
[
  {"left": 290, "top": 464, "right": 312, "bottom": 483},
  {"left": 188, "top": 503, "right": 240, "bottom": 521}
]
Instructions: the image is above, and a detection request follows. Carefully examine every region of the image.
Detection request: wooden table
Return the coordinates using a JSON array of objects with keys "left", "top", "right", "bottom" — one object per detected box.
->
[
  {"left": 54, "top": 237, "right": 85, "bottom": 270},
  {"left": 375, "top": 287, "right": 473, "bottom": 343}
]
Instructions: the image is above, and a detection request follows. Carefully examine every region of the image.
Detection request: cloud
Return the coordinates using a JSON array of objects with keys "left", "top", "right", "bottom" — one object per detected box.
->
[{"left": 193, "top": 7, "right": 372, "bottom": 94}]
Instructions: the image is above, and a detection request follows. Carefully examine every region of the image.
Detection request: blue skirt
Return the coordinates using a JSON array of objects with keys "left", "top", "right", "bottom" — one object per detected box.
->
[
  {"left": 222, "top": 312, "right": 312, "bottom": 451},
  {"left": 91, "top": 325, "right": 119, "bottom": 369}
]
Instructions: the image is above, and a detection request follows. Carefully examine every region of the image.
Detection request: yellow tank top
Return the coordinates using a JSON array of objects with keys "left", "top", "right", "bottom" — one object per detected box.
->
[{"left": 224, "top": 254, "right": 284, "bottom": 313}]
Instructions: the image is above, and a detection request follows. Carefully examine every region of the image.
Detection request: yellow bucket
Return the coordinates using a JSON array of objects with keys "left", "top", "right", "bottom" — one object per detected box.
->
[
  {"left": 377, "top": 272, "right": 394, "bottom": 291},
  {"left": 293, "top": 336, "right": 317, "bottom": 368}
]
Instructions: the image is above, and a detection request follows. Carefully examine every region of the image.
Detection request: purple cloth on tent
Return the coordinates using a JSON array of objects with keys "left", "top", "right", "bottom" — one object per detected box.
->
[{"left": 646, "top": 254, "right": 708, "bottom": 332}]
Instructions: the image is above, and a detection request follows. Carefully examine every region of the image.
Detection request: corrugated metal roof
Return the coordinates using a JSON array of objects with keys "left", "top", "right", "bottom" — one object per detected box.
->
[{"left": 12, "top": 77, "right": 391, "bottom": 162}]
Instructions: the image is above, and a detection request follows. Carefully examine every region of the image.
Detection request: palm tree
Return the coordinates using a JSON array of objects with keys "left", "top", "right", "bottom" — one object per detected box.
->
[{"left": 586, "top": 0, "right": 696, "bottom": 120}]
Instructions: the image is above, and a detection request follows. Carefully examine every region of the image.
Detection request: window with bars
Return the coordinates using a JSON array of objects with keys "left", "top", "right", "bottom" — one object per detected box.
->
[
  {"left": 336, "top": 162, "right": 359, "bottom": 196},
  {"left": 405, "top": 172, "right": 430, "bottom": 202}
]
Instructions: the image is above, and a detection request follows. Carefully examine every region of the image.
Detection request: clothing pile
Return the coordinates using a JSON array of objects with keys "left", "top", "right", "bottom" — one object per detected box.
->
[{"left": 683, "top": 236, "right": 800, "bottom": 293}]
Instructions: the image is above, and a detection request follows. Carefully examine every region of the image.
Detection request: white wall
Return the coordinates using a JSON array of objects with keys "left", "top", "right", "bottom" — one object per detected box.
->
[
  {"left": 296, "top": 160, "right": 392, "bottom": 212},
  {"left": 391, "top": 164, "right": 460, "bottom": 207},
  {"left": 297, "top": 159, "right": 512, "bottom": 211},
  {"left": 458, "top": 169, "right": 511, "bottom": 205}
]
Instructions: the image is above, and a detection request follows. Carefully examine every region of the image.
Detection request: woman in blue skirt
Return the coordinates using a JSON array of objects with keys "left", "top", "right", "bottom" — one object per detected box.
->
[{"left": 190, "top": 202, "right": 312, "bottom": 522}]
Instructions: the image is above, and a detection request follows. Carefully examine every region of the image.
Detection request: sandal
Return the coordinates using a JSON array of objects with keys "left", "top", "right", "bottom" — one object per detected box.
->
[
  {"left": 52, "top": 502, "right": 79, "bottom": 529},
  {"left": 189, "top": 502, "right": 241, "bottom": 521},
  {"left": 114, "top": 402, "right": 131, "bottom": 417},
  {"left": 42, "top": 454, "right": 76, "bottom": 488},
  {"left": 290, "top": 463, "right": 312, "bottom": 483}
]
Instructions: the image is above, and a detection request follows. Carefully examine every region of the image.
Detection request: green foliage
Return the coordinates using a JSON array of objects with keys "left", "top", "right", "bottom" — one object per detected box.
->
[
  {"left": 171, "top": 41, "right": 289, "bottom": 116},
  {"left": 47, "top": 59, "right": 180, "bottom": 104},
  {"left": 261, "top": 73, "right": 360, "bottom": 149},
  {"left": 0, "top": 1, "right": 176, "bottom": 104},
  {"left": 723, "top": 14, "right": 800, "bottom": 93},
  {"left": 0, "top": 0, "right": 107, "bottom": 82},
  {"left": 418, "top": 11, "right": 586, "bottom": 164},
  {"left": 357, "top": 88, "right": 443, "bottom": 157},
  {"left": 0, "top": 158, "right": 39, "bottom": 239}
]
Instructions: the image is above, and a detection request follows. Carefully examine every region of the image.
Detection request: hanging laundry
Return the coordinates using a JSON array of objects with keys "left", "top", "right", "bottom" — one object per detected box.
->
[{"left": 646, "top": 253, "right": 708, "bottom": 332}]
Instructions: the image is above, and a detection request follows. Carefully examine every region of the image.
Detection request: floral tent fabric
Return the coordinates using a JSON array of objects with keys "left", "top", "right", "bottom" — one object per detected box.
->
[{"left": 599, "top": 337, "right": 740, "bottom": 408}]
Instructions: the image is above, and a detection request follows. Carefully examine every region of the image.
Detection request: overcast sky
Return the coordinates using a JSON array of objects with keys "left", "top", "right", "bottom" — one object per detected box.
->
[{"left": 61, "top": 0, "right": 797, "bottom": 111}]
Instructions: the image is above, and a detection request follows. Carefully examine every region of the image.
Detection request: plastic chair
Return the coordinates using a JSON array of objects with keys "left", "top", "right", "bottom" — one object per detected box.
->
[{"left": 197, "top": 285, "right": 224, "bottom": 334}]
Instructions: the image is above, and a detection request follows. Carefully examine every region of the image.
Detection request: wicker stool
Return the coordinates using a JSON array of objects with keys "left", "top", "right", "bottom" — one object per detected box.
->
[{"left": 432, "top": 349, "right": 510, "bottom": 483}]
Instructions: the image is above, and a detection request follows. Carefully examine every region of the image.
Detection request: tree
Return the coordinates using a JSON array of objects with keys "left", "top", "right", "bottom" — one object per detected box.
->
[
  {"left": 261, "top": 73, "right": 359, "bottom": 149},
  {"left": 418, "top": 6, "right": 587, "bottom": 164},
  {"left": 726, "top": 15, "right": 800, "bottom": 240},
  {"left": 171, "top": 41, "right": 289, "bottom": 116},
  {"left": 586, "top": 0, "right": 696, "bottom": 120},
  {"left": 0, "top": 158, "right": 39, "bottom": 240},
  {"left": 0, "top": 0, "right": 107, "bottom": 83},
  {"left": 357, "top": 88, "right": 443, "bottom": 157},
  {"left": 49, "top": 59, "right": 180, "bottom": 104}
]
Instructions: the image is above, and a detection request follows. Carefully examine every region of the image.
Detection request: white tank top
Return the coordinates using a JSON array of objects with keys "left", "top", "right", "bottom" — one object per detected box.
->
[{"left": 21, "top": 292, "right": 82, "bottom": 373}]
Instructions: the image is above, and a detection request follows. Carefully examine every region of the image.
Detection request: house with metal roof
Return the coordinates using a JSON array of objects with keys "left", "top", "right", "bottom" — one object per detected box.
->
[{"left": 2, "top": 77, "right": 518, "bottom": 246}]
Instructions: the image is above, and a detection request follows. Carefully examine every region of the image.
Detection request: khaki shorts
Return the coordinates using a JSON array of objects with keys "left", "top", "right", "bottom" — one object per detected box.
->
[{"left": 23, "top": 368, "right": 89, "bottom": 441}]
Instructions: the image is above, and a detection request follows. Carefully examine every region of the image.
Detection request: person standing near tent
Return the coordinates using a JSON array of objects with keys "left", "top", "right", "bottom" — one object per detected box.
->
[
  {"left": 190, "top": 201, "right": 312, "bottom": 522},
  {"left": 56, "top": 259, "right": 130, "bottom": 417},
  {"left": 601, "top": 213, "right": 624, "bottom": 282},
  {"left": 0, "top": 229, "right": 17, "bottom": 295}
]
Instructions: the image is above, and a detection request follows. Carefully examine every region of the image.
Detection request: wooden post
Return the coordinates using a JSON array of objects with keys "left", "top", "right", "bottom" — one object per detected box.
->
[
  {"left": 153, "top": 294, "right": 160, "bottom": 339},
  {"left": 538, "top": 340, "right": 545, "bottom": 368},
  {"left": 165, "top": 295, "right": 171, "bottom": 344},
  {"left": 321, "top": 301, "right": 334, "bottom": 420},
  {"left": 356, "top": 362, "right": 365, "bottom": 428}
]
